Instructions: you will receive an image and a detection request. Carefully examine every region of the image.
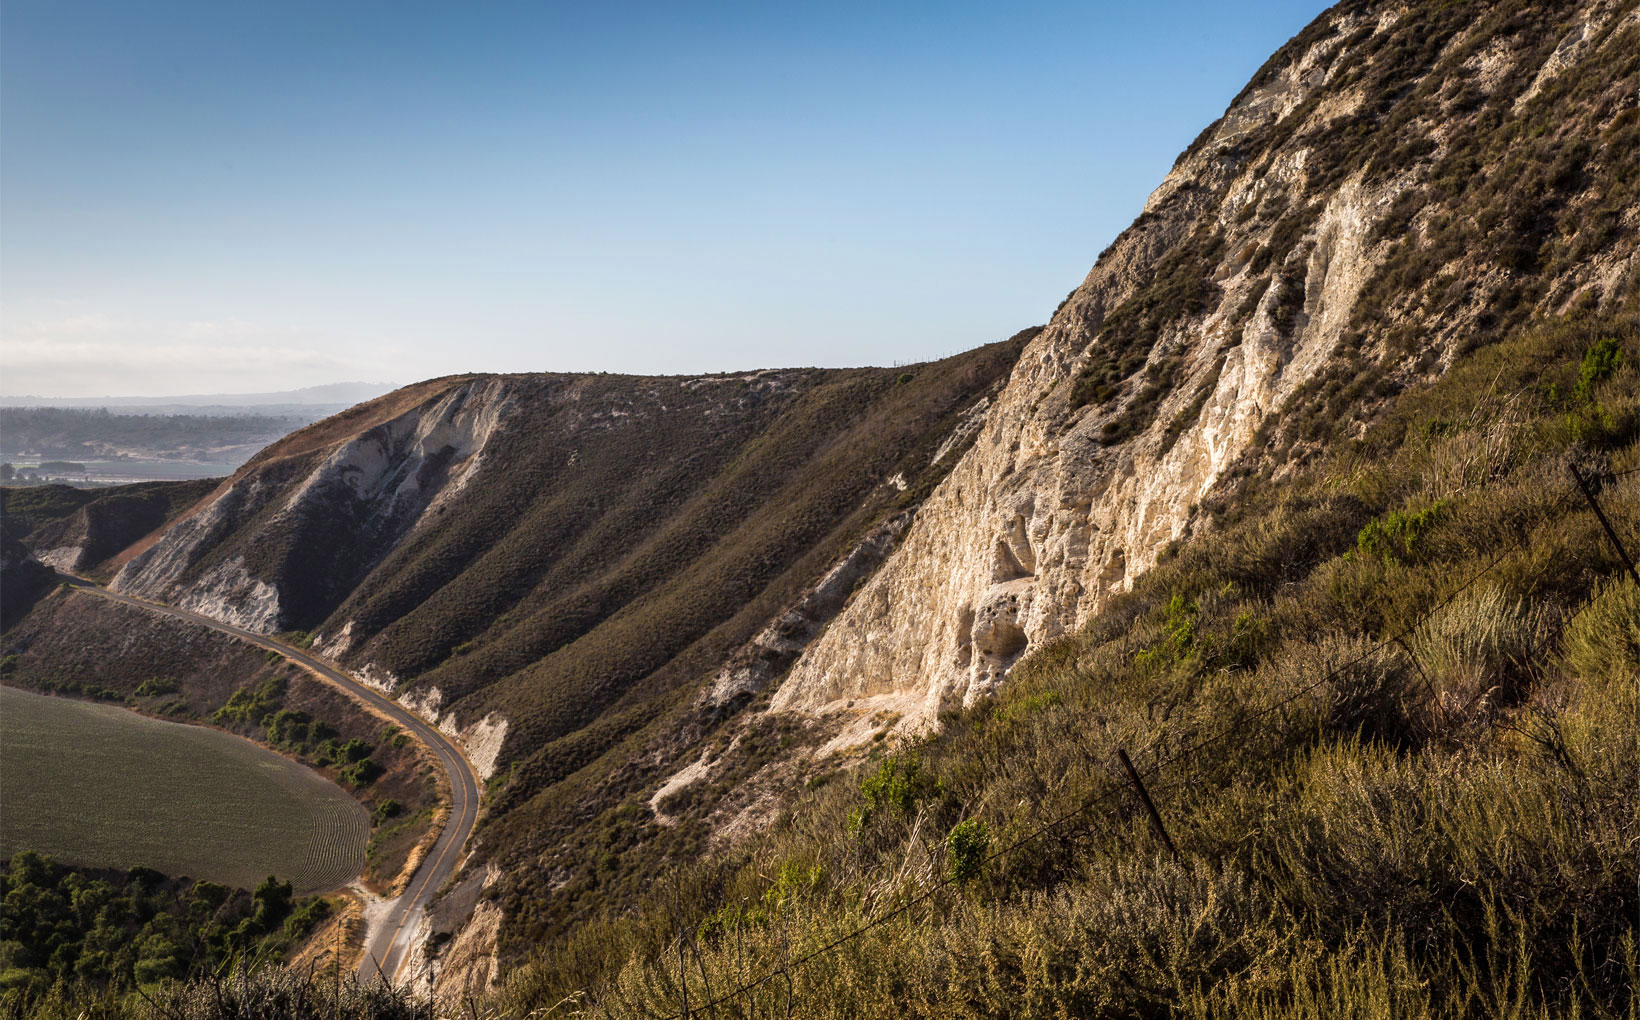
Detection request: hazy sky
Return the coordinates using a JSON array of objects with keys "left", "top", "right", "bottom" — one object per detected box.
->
[{"left": 1, "top": 0, "right": 1324, "bottom": 397}]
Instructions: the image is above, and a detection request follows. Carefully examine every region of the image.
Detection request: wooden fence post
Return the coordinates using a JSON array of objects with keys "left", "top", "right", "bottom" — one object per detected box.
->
[
  {"left": 1569, "top": 463, "right": 1640, "bottom": 588},
  {"left": 1116, "top": 748, "right": 1179, "bottom": 860}
]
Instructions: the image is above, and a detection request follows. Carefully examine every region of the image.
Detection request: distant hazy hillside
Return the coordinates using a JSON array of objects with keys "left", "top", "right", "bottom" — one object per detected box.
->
[
  {"left": 0, "top": 382, "right": 396, "bottom": 411},
  {"left": 0, "top": 383, "right": 398, "bottom": 479},
  {"left": 0, "top": 407, "right": 307, "bottom": 465}
]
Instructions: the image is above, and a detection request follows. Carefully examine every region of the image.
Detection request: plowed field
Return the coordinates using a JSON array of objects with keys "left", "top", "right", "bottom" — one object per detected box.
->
[{"left": 0, "top": 686, "right": 366, "bottom": 893}]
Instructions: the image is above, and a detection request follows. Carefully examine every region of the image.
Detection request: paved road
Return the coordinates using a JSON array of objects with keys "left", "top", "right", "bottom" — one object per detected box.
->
[{"left": 55, "top": 575, "right": 480, "bottom": 987}]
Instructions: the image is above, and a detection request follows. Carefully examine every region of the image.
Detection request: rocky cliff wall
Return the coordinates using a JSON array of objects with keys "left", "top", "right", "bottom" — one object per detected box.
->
[
  {"left": 773, "top": 0, "right": 1640, "bottom": 731},
  {"left": 110, "top": 378, "right": 512, "bottom": 631}
]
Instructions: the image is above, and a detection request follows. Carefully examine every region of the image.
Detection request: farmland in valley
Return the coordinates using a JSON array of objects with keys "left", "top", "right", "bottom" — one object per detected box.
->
[{"left": 0, "top": 686, "right": 367, "bottom": 893}]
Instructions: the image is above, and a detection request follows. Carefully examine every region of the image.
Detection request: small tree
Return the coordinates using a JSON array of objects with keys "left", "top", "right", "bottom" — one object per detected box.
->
[
  {"left": 947, "top": 818, "right": 990, "bottom": 884},
  {"left": 249, "top": 876, "right": 293, "bottom": 933},
  {"left": 1574, "top": 336, "right": 1624, "bottom": 402}
]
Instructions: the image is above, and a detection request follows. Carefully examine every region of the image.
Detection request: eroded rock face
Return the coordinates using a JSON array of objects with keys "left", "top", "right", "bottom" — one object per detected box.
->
[
  {"left": 772, "top": 26, "right": 1370, "bottom": 726},
  {"left": 411, "top": 865, "right": 505, "bottom": 1000},
  {"left": 773, "top": 0, "right": 1640, "bottom": 731},
  {"left": 110, "top": 378, "right": 514, "bottom": 631},
  {"left": 702, "top": 512, "right": 913, "bottom": 710}
]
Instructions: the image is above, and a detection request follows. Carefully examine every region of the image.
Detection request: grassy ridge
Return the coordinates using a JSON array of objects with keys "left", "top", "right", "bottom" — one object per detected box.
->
[
  {"left": 338, "top": 342, "right": 1031, "bottom": 759},
  {"left": 487, "top": 311, "right": 1639, "bottom": 1017},
  {"left": 290, "top": 340, "right": 1033, "bottom": 884}
]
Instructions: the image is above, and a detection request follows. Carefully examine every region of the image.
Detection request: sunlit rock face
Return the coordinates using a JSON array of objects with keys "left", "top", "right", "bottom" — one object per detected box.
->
[
  {"left": 773, "top": 0, "right": 1640, "bottom": 732},
  {"left": 111, "top": 378, "right": 514, "bottom": 632}
]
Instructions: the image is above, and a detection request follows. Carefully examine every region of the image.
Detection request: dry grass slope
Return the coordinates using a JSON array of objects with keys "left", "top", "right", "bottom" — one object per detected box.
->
[{"left": 487, "top": 308, "right": 1639, "bottom": 1019}]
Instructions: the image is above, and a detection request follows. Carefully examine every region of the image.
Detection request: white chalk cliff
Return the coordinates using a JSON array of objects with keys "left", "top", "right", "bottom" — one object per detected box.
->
[{"left": 771, "top": 2, "right": 1640, "bottom": 731}]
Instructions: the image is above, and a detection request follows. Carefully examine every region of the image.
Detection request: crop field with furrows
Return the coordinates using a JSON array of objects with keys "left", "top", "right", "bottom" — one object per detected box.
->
[{"left": 0, "top": 686, "right": 368, "bottom": 894}]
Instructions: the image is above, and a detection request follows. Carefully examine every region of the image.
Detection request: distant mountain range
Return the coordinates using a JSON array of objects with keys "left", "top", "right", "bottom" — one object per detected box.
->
[
  {"left": 0, "top": 382, "right": 401, "bottom": 480},
  {"left": 0, "top": 382, "right": 397, "bottom": 416}
]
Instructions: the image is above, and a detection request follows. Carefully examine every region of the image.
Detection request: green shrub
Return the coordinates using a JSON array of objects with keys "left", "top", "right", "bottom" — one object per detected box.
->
[
  {"left": 1134, "top": 593, "right": 1200, "bottom": 673},
  {"left": 0, "top": 852, "right": 334, "bottom": 1002},
  {"left": 1573, "top": 336, "right": 1624, "bottom": 402},
  {"left": 133, "top": 676, "right": 178, "bottom": 697},
  {"left": 337, "top": 737, "right": 372, "bottom": 764},
  {"left": 339, "top": 758, "right": 384, "bottom": 788},
  {"left": 946, "top": 818, "right": 990, "bottom": 883},
  {"left": 281, "top": 896, "right": 331, "bottom": 940},
  {"left": 263, "top": 707, "right": 313, "bottom": 747},
  {"left": 212, "top": 676, "right": 284, "bottom": 726},
  {"left": 1355, "top": 499, "right": 1447, "bottom": 565},
  {"left": 855, "top": 752, "right": 935, "bottom": 826}
]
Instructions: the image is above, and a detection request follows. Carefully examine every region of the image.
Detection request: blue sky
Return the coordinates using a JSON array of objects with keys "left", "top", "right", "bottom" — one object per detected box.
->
[{"left": 1, "top": 0, "right": 1324, "bottom": 397}]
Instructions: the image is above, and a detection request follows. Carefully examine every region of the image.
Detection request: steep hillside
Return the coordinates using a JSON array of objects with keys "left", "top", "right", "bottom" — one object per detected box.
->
[
  {"left": 0, "top": 340, "right": 1024, "bottom": 938},
  {"left": 774, "top": 0, "right": 1640, "bottom": 735},
  {"left": 4, "top": 0, "right": 1637, "bottom": 1013},
  {"left": 500, "top": 317, "right": 1638, "bottom": 1017},
  {"left": 4, "top": 479, "right": 219, "bottom": 577},
  {"left": 103, "top": 339, "right": 1029, "bottom": 780},
  {"left": 481, "top": 0, "right": 1639, "bottom": 1014}
]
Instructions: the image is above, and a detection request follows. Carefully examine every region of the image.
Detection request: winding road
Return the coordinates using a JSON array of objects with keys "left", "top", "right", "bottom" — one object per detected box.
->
[{"left": 55, "top": 574, "right": 480, "bottom": 987}]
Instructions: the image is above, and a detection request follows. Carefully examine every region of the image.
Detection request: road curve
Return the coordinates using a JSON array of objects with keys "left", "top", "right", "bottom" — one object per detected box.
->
[{"left": 55, "top": 574, "right": 480, "bottom": 987}]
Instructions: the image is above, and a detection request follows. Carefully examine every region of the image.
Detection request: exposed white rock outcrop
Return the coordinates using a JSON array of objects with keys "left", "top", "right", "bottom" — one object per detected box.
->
[
  {"left": 1513, "top": 2, "right": 1628, "bottom": 109},
  {"left": 407, "top": 864, "right": 506, "bottom": 1000},
  {"left": 649, "top": 748, "right": 715, "bottom": 824},
  {"left": 702, "top": 513, "right": 913, "bottom": 710},
  {"left": 111, "top": 378, "right": 515, "bottom": 631},
  {"left": 365, "top": 680, "right": 507, "bottom": 781},
  {"left": 774, "top": 0, "right": 1639, "bottom": 737},
  {"left": 929, "top": 397, "right": 992, "bottom": 466},
  {"left": 450, "top": 713, "right": 508, "bottom": 782},
  {"left": 770, "top": 16, "right": 1407, "bottom": 733},
  {"left": 35, "top": 546, "right": 85, "bottom": 572},
  {"left": 177, "top": 556, "right": 283, "bottom": 632}
]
